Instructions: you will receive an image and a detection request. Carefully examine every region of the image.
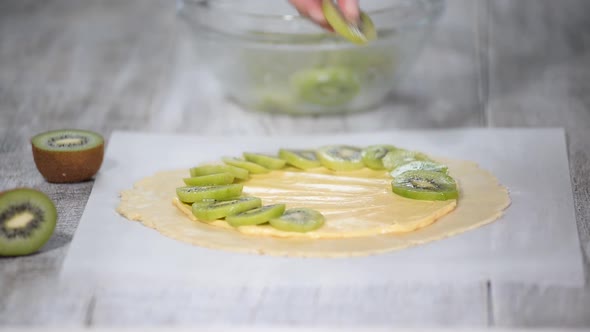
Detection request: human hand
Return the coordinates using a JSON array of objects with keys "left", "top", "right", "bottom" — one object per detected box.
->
[{"left": 288, "top": 0, "right": 360, "bottom": 30}]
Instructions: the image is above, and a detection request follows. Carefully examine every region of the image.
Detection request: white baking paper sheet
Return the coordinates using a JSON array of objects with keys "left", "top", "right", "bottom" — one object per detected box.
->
[{"left": 60, "top": 128, "right": 585, "bottom": 287}]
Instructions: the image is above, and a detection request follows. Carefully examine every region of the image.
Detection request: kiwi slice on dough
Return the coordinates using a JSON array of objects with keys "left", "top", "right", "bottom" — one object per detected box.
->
[
  {"left": 290, "top": 67, "right": 360, "bottom": 106},
  {"left": 316, "top": 145, "right": 364, "bottom": 171},
  {"left": 0, "top": 188, "right": 57, "bottom": 257},
  {"left": 361, "top": 145, "right": 398, "bottom": 170},
  {"left": 222, "top": 157, "right": 270, "bottom": 174},
  {"left": 278, "top": 149, "right": 321, "bottom": 170},
  {"left": 192, "top": 197, "right": 262, "bottom": 222},
  {"left": 183, "top": 173, "right": 235, "bottom": 186},
  {"left": 243, "top": 153, "right": 287, "bottom": 170},
  {"left": 382, "top": 150, "right": 431, "bottom": 171},
  {"left": 269, "top": 208, "right": 325, "bottom": 233},
  {"left": 390, "top": 160, "right": 449, "bottom": 178},
  {"left": 322, "top": 0, "right": 377, "bottom": 45},
  {"left": 31, "top": 129, "right": 104, "bottom": 183},
  {"left": 225, "top": 204, "right": 286, "bottom": 227},
  {"left": 190, "top": 165, "right": 249, "bottom": 181},
  {"left": 176, "top": 184, "right": 243, "bottom": 203},
  {"left": 391, "top": 170, "right": 458, "bottom": 201}
]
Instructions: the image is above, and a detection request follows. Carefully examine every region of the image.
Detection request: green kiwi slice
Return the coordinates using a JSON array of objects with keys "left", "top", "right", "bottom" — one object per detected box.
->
[
  {"left": 222, "top": 157, "right": 270, "bottom": 174},
  {"left": 183, "top": 172, "right": 235, "bottom": 186},
  {"left": 189, "top": 165, "right": 249, "bottom": 181},
  {"left": 361, "top": 145, "right": 399, "bottom": 170},
  {"left": 291, "top": 67, "right": 360, "bottom": 106},
  {"left": 225, "top": 204, "right": 286, "bottom": 227},
  {"left": 278, "top": 149, "right": 321, "bottom": 170},
  {"left": 31, "top": 129, "right": 104, "bottom": 183},
  {"left": 176, "top": 184, "right": 243, "bottom": 203},
  {"left": 391, "top": 170, "right": 459, "bottom": 201},
  {"left": 269, "top": 208, "right": 325, "bottom": 233},
  {"left": 243, "top": 153, "right": 287, "bottom": 170},
  {"left": 192, "top": 197, "right": 262, "bottom": 222},
  {"left": 390, "top": 160, "right": 449, "bottom": 178},
  {"left": 382, "top": 150, "right": 431, "bottom": 171},
  {"left": 321, "top": 0, "right": 377, "bottom": 45},
  {"left": 0, "top": 188, "right": 57, "bottom": 256},
  {"left": 316, "top": 145, "right": 364, "bottom": 171}
]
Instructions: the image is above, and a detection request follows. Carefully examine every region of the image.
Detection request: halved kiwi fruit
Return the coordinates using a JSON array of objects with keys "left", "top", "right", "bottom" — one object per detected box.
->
[
  {"left": 31, "top": 129, "right": 104, "bottom": 183},
  {"left": 322, "top": 0, "right": 377, "bottom": 45},
  {"left": 225, "top": 204, "right": 286, "bottom": 227},
  {"left": 391, "top": 170, "right": 459, "bottom": 201},
  {"left": 278, "top": 149, "right": 321, "bottom": 170},
  {"left": 390, "top": 160, "right": 448, "bottom": 178},
  {"left": 0, "top": 188, "right": 57, "bottom": 256},
  {"left": 176, "top": 184, "right": 243, "bottom": 203},
  {"left": 290, "top": 67, "right": 360, "bottom": 107},
  {"left": 222, "top": 157, "right": 270, "bottom": 174},
  {"left": 382, "top": 150, "right": 431, "bottom": 171},
  {"left": 189, "top": 165, "right": 249, "bottom": 181},
  {"left": 192, "top": 197, "right": 262, "bottom": 222},
  {"left": 183, "top": 173, "right": 235, "bottom": 186},
  {"left": 361, "top": 145, "right": 398, "bottom": 170},
  {"left": 243, "top": 153, "right": 286, "bottom": 170},
  {"left": 316, "top": 145, "right": 364, "bottom": 171},
  {"left": 269, "top": 208, "right": 325, "bottom": 233}
]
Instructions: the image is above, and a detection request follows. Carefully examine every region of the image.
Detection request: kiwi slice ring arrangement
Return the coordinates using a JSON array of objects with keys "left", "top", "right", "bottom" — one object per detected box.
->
[{"left": 178, "top": 145, "right": 459, "bottom": 233}]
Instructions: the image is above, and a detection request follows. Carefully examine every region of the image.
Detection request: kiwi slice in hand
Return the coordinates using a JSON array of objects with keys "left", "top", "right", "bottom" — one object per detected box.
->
[
  {"left": 278, "top": 149, "right": 321, "bottom": 170},
  {"left": 391, "top": 170, "right": 459, "bottom": 201},
  {"left": 176, "top": 184, "right": 243, "bottom": 203},
  {"left": 190, "top": 165, "right": 249, "bottom": 181},
  {"left": 322, "top": 0, "right": 377, "bottom": 45},
  {"left": 361, "top": 145, "right": 398, "bottom": 170},
  {"left": 390, "top": 160, "right": 449, "bottom": 178},
  {"left": 183, "top": 173, "right": 235, "bottom": 186},
  {"left": 382, "top": 150, "right": 431, "bottom": 171},
  {"left": 222, "top": 157, "right": 270, "bottom": 174},
  {"left": 0, "top": 188, "right": 57, "bottom": 256},
  {"left": 225, "top": 204, "right": 286, "bottom": 227},
  {"left": 192, "top": 197, "right": 262, "bottom": 222},
  {"left": 243, "top": 153, "right": 286, "bottom": 170},
  {"left": 31, "top": 129, "right": 104, "bottom": 183},
  {"left": 317, "top": 145, "right": 364, "bottom": 171},
  {"left": 269, "top": 208, "right": 325, "bottom": 233},
  {"left": 291, "top": 67, "right": 360, "bottom": 106}
]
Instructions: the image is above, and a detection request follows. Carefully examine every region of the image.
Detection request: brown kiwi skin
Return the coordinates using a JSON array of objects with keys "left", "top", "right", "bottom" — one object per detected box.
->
[{"left": 32, "top": 141, "right": 104, "bottom": 183}]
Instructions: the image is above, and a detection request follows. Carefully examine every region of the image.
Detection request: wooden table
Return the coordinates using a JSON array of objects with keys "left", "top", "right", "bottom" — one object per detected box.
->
[{"left": 1, "top": 0, "right": 589, "bottom": 327}]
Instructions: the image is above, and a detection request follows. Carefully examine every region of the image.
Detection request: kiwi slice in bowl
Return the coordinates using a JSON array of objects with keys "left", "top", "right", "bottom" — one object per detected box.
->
[
  {"left": 278, "top": 149, "right": 321, "bottom": 170},
  {"left": 361, "top": 145, "right": 398, "bottom": 170},
  {"left": 322, "top": 0, "right": 377, "bottom": 45},
  {"left": 317, "top": 145, "right": 364, "bottom": 171},
  {"left": 243, "top": 153, "right": 286, "bottom": 170},
  {"left": 390, "top": 160, "right": 449, "bottom": 178},
  {"left": 225, "top": 204, "right": 286, "bottom": 227},
  {"left": 31, "top": 129, "right": 104, "bottom": 183},
  {"left": 0, "top": 188, "right": 57, "bottom": 256},
  {"left": 222, "top": 157, "right": 270, "bottom": 174},
  {"left": 269, "top": 208, "right": 325, "bottom": 233},
  {"left": 190, "top": 165, "right": 249, "bottom": 181},
  {"left": 176, "top": 184, "right": 243, "bottom": 203},
  {"left": 290, "top": 67, "right": 360, "bottom": 107},
  {"left": 192, "top": 197, "right": 262, "bottom": 222},
  {"left": 391, "top": 170, "right": 459, "bottom": 201},
  {"left": 382, "top": 150, "right": 431, "bottom": 171},
  {"left": 183, "top": 173, "right": 235, "bottom": 186}
]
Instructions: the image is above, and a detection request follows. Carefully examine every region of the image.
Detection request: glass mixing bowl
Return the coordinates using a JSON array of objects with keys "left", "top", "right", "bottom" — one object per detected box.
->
[{"left": 178, "top": 0, "right": 445, "bottom": 115}]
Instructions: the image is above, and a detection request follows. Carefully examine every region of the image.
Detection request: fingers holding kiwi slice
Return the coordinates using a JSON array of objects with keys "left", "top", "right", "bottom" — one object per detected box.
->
[
  {"left": 278, "top": 149, "right": 321, "bottom": 170},
  {"left": 0, "top": 188, "right": 57, "bottom": 257},
  {"left": 225, "top": 204, "right": 286, "bottom": 227},
  {"left": 269, "top": 208, "right": 325, "bottom": 233},
  {"left": 321, "top": 0, "right": 377, "bottom": 45},
  {"left": 391, "top": 170, "right": 459, "bottom": 201},
  {"left": 316, "top": 145, "right": 364, "bottom": 171},
  {"left": 290, "top": 67, "right": 360, "bottom": 107},
  {"left": 192, "top": 197, "right": 262, "bottom": 222}
]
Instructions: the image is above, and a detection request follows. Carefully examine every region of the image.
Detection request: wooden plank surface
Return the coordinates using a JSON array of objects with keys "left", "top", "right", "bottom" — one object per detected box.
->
[{"left": 0, "top": 0, "right": 589, "bottom": 327}]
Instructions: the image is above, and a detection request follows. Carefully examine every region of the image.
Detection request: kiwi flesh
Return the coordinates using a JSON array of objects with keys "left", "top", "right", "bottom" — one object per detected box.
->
[
  {"left": 225, "top": 204, "right": 286, "bottom": 227},
  {"left": 382, "top": 150, "right": 431, "bottom": 171},
  {"left": 0, "top": 188, "right": 57, "bottom": 256},
  {"left": 190, "top": 165, "right": 249, "bottom": 181},
  {"left": 316, "top": 145, "right": 364, "bottom": 171},
  {"left": 192, "top": 197, "right": 262, "bottom": 222},
  {"left": 322, "top": 0, "right": 377, "bottom": 45},
  {"left": 390, "top": 160, "right": 448, "bottom": 178},
  {"left": 269, "top": 208, "right": 325, "bottom": 233},
  {"left": 361, "top": 145, "right": 398, "bottom": 170},
  {"left": 176, "top": 184, "right": 243, "bottom": 203},
  {"left": 391, "top": 170, "right": 458, "bottom": 201},
  {"left": 31, "top": 129, "right": 104, "bottom": 183},
  {"left": 183, "top": 173, "right": 235, "bottom": 186},
  {"left": 278, "top": 149, "right": 321, "bottom": 170},
  {"left": 222, "top": 157, "right": 270, "bottom": 174},
  {"left": 290, "top": 67, "right": 360, "bottom": 106},
  {"left": 243, "top": 153, "right": 287, "bottom": 170}
]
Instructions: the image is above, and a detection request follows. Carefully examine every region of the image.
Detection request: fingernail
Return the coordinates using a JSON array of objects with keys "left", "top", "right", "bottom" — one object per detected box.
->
[{"left": 309, "top": 8, "right": 326, "bottom": 24}]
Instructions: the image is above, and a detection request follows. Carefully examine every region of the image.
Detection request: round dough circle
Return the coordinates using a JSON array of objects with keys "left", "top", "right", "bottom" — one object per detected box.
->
[{"left": 117, "top": 159, "right": 510, "bottom": 257}]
